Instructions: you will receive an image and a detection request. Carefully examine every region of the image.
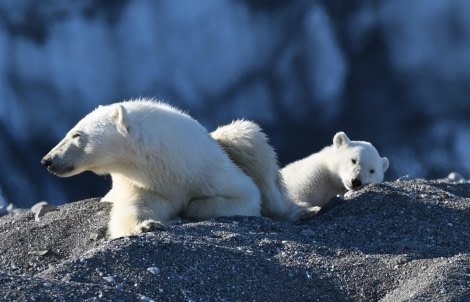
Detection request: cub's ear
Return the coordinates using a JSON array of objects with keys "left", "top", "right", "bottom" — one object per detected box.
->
[
  {"left": 333, "top": 132, "right": 351, "bottom": 148},
  {"left": 111, "top": 104, "right": 129, "bottom": 136},
  {"left": 382, "top": 157, "right": 389, "bottom": 172}
]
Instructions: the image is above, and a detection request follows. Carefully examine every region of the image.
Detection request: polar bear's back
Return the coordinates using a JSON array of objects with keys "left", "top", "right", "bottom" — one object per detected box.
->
[
  {"left": 122, "top": 99, "right": 216, "bottom": 157},
  {"left": 114, "top": 99, "right": 237, "bottom": 194},
  {"left": 122, "top": 99, "right": 205, "bottom": 136}
]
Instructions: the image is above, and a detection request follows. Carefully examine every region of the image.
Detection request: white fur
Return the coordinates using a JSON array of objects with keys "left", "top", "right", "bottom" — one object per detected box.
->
[
  {"left": 211, "top": 120, "right": 305, "bottom": 221},
  {"left": 281, "top": 132, "right": 389, "bottom": 209},
  {"left": 42, "top": 99, "right": 261, "bottom": 239}
]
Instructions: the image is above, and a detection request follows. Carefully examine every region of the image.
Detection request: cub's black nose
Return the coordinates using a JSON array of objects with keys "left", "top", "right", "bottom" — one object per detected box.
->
[
  {"left": 351, "top": 178, "right": 362, "bottom": 189},
  {"left": 41, "top": 157, "right": 52, "bottom": 167}
]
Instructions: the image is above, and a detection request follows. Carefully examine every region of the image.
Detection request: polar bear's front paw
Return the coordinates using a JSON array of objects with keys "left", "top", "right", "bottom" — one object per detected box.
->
[
  {"left": 135, "top": 219, "right": 164, "bottom": 234},
  {"left": 298, "top": 206, "right": 321, "bottom": 220}
]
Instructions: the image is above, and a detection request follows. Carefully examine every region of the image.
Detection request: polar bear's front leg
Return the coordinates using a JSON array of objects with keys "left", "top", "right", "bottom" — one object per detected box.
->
[
  {"left": 107, "top": 197, "right": 175, "bottom": 239},
  {"left": 101, "top": 174, "right": 130, "bottom": 203},
  {"left": 101, "top": 188, "right": 117, "bottom": 203},
  {"left": 108, "top": 205, "right": 164, "bottom": 239}
]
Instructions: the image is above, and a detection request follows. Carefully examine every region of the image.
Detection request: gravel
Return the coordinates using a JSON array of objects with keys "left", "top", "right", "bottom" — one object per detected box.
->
[{"left": 0, "top": 179, "right": 469, "bottom": 301}]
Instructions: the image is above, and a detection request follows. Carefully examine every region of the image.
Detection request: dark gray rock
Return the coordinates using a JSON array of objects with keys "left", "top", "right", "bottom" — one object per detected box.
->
[
  {"left": 0, "top": 180, "right": 469, "bottom": 301},
  {"left": 31, "top": 201, "right": 58, "bottom": 221}
]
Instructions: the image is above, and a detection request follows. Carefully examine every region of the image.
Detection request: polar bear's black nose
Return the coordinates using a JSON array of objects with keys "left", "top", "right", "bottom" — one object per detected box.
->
[
  {"left": 41, "top": 157, "right": 52, "bottom": 167},
  {"left": 351, "top": 179, "right": 362, "bottom": 189}
]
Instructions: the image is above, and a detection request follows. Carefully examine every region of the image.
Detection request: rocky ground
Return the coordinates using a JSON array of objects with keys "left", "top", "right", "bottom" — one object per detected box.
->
[{"left": 0, "top": 179, "right": 469, "bottom": 301}]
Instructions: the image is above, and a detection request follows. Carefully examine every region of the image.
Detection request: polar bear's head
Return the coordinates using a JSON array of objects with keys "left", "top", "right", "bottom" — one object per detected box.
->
[
  {"left": 41, "top": 104, "right": 130, "bottom": 177},
  {"left": 332, "top": 132, "right": 389, "bottom": 191}
]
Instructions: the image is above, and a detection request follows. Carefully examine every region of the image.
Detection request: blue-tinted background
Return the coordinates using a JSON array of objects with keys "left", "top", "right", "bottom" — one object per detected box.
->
[{"left": 1, "top": 0, "right": 469, "bottom": 207}]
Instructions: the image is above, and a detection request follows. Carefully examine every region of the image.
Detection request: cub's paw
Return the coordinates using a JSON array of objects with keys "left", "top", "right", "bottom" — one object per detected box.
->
[{"left": 135, "top": 220, "right": 165, "bottom": 234}]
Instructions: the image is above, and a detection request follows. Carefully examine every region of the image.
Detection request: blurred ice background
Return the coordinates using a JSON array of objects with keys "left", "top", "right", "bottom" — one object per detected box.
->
[{"left": 0, "top": 0, "right": 469, "bottom": 207}]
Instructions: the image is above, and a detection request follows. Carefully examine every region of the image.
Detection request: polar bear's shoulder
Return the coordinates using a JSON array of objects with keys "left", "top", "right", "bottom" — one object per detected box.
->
[{"left": 117, "top": 98, "right": 189, "bottom": 117}]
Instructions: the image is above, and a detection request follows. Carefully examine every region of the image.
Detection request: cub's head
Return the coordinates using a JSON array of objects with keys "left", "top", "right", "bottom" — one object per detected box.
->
[
  {"left": 332, "top": 132, "right": 389, "bottom": 191},
  {"left": 41, "top": 104, "right": 130, "bottom": 177}
]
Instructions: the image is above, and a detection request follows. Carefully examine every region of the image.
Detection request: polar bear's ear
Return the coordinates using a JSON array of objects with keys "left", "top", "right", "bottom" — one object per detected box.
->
[
  {"left": 111, "top": 104, "right": 129, "bottom": 136},
  {"left": 382, "top": 157, "right": 389, "bottom": 172},
  {"left": 333, "top": 132, "right": 351, "bottom": 148}
]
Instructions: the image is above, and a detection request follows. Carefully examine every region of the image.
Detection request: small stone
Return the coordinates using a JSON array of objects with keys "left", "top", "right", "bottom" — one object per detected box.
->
[
  {"left": 447, "top": 172, "right": 463, "bottom": 182},
  {"left": 43, "top": 282, "right": 53, "bottom": 288},
  {"left": 61, "top": 274, "right": 72, "bottom": 282},
  {"left": 31, "top": 201, "right": 48, "bottom": 212},
  {"left": 300, "top": 229, "right": 315, "bottom": 237},
  {"left": 28, "top": 250, "right": 50, "bottom": 256},
  {"left": 89, "top": 228, "right": 107, "bottom": 241},
  {"left": 396, "top": 175, "right": 410, "bottom": 181},
  {"left": 103, "top": 276, "right": 115, "bottom": 283},
  {"left": 147, "top": 267, "right": 160, "bottom": 275},
  {"left": 31, "top": 202, "right": 58, "bottom": 221},
  {"left": 441, "top": 288, "right": 448, "bottom": 294},
  {"left": 397, "top": 256, "right": 409, "bottom": 265}
]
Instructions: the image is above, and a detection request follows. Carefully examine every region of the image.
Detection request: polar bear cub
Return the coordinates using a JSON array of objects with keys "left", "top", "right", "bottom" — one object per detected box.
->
[
  {"left": 41, "top": 99, "right": 261, "bottom": 239},
  {"left": 281, "top": 132, "right": 389, "bottom": 210}
]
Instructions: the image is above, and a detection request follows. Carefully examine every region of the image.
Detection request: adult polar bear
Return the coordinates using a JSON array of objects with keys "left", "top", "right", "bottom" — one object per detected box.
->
[
  {"left": 41, "top": 99, "right": 262, "bottom": 239},
  {"left": 41, "top": 99, "right": 293, "bottom": 239}
]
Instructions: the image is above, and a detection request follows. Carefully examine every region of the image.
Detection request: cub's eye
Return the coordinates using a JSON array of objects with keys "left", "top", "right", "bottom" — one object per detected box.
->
[
  {"left": 351, "top": 159, "right": 357, "bottom": 164},
  {"left": 370, "top": 169, "right": 375, "bottom": 174},
  {"left": 72, "top": 133, "right": 81, "bottom": 139}
]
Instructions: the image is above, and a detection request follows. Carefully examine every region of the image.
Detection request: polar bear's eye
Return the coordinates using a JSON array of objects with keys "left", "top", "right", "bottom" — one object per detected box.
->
[
  {"left": 370, "top": 169, "right": 375, "bottom": 174},
  {"left": 351, "top": 159, "right": 357, "bottom": 164},
  {"left": 72, "top": 133, "right": 81, "bottom": 139}
]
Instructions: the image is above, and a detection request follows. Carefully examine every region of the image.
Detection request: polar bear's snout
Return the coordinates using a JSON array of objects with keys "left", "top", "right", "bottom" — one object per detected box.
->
[
  {"left": 41, "top": 157, "right": 52, "bottom": 168},
  {"left": 41, "top": 153, "right": 75, "bottom": 176},
  {"left": 41, "top": 137, "right": 82, "bottom": 176}
]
